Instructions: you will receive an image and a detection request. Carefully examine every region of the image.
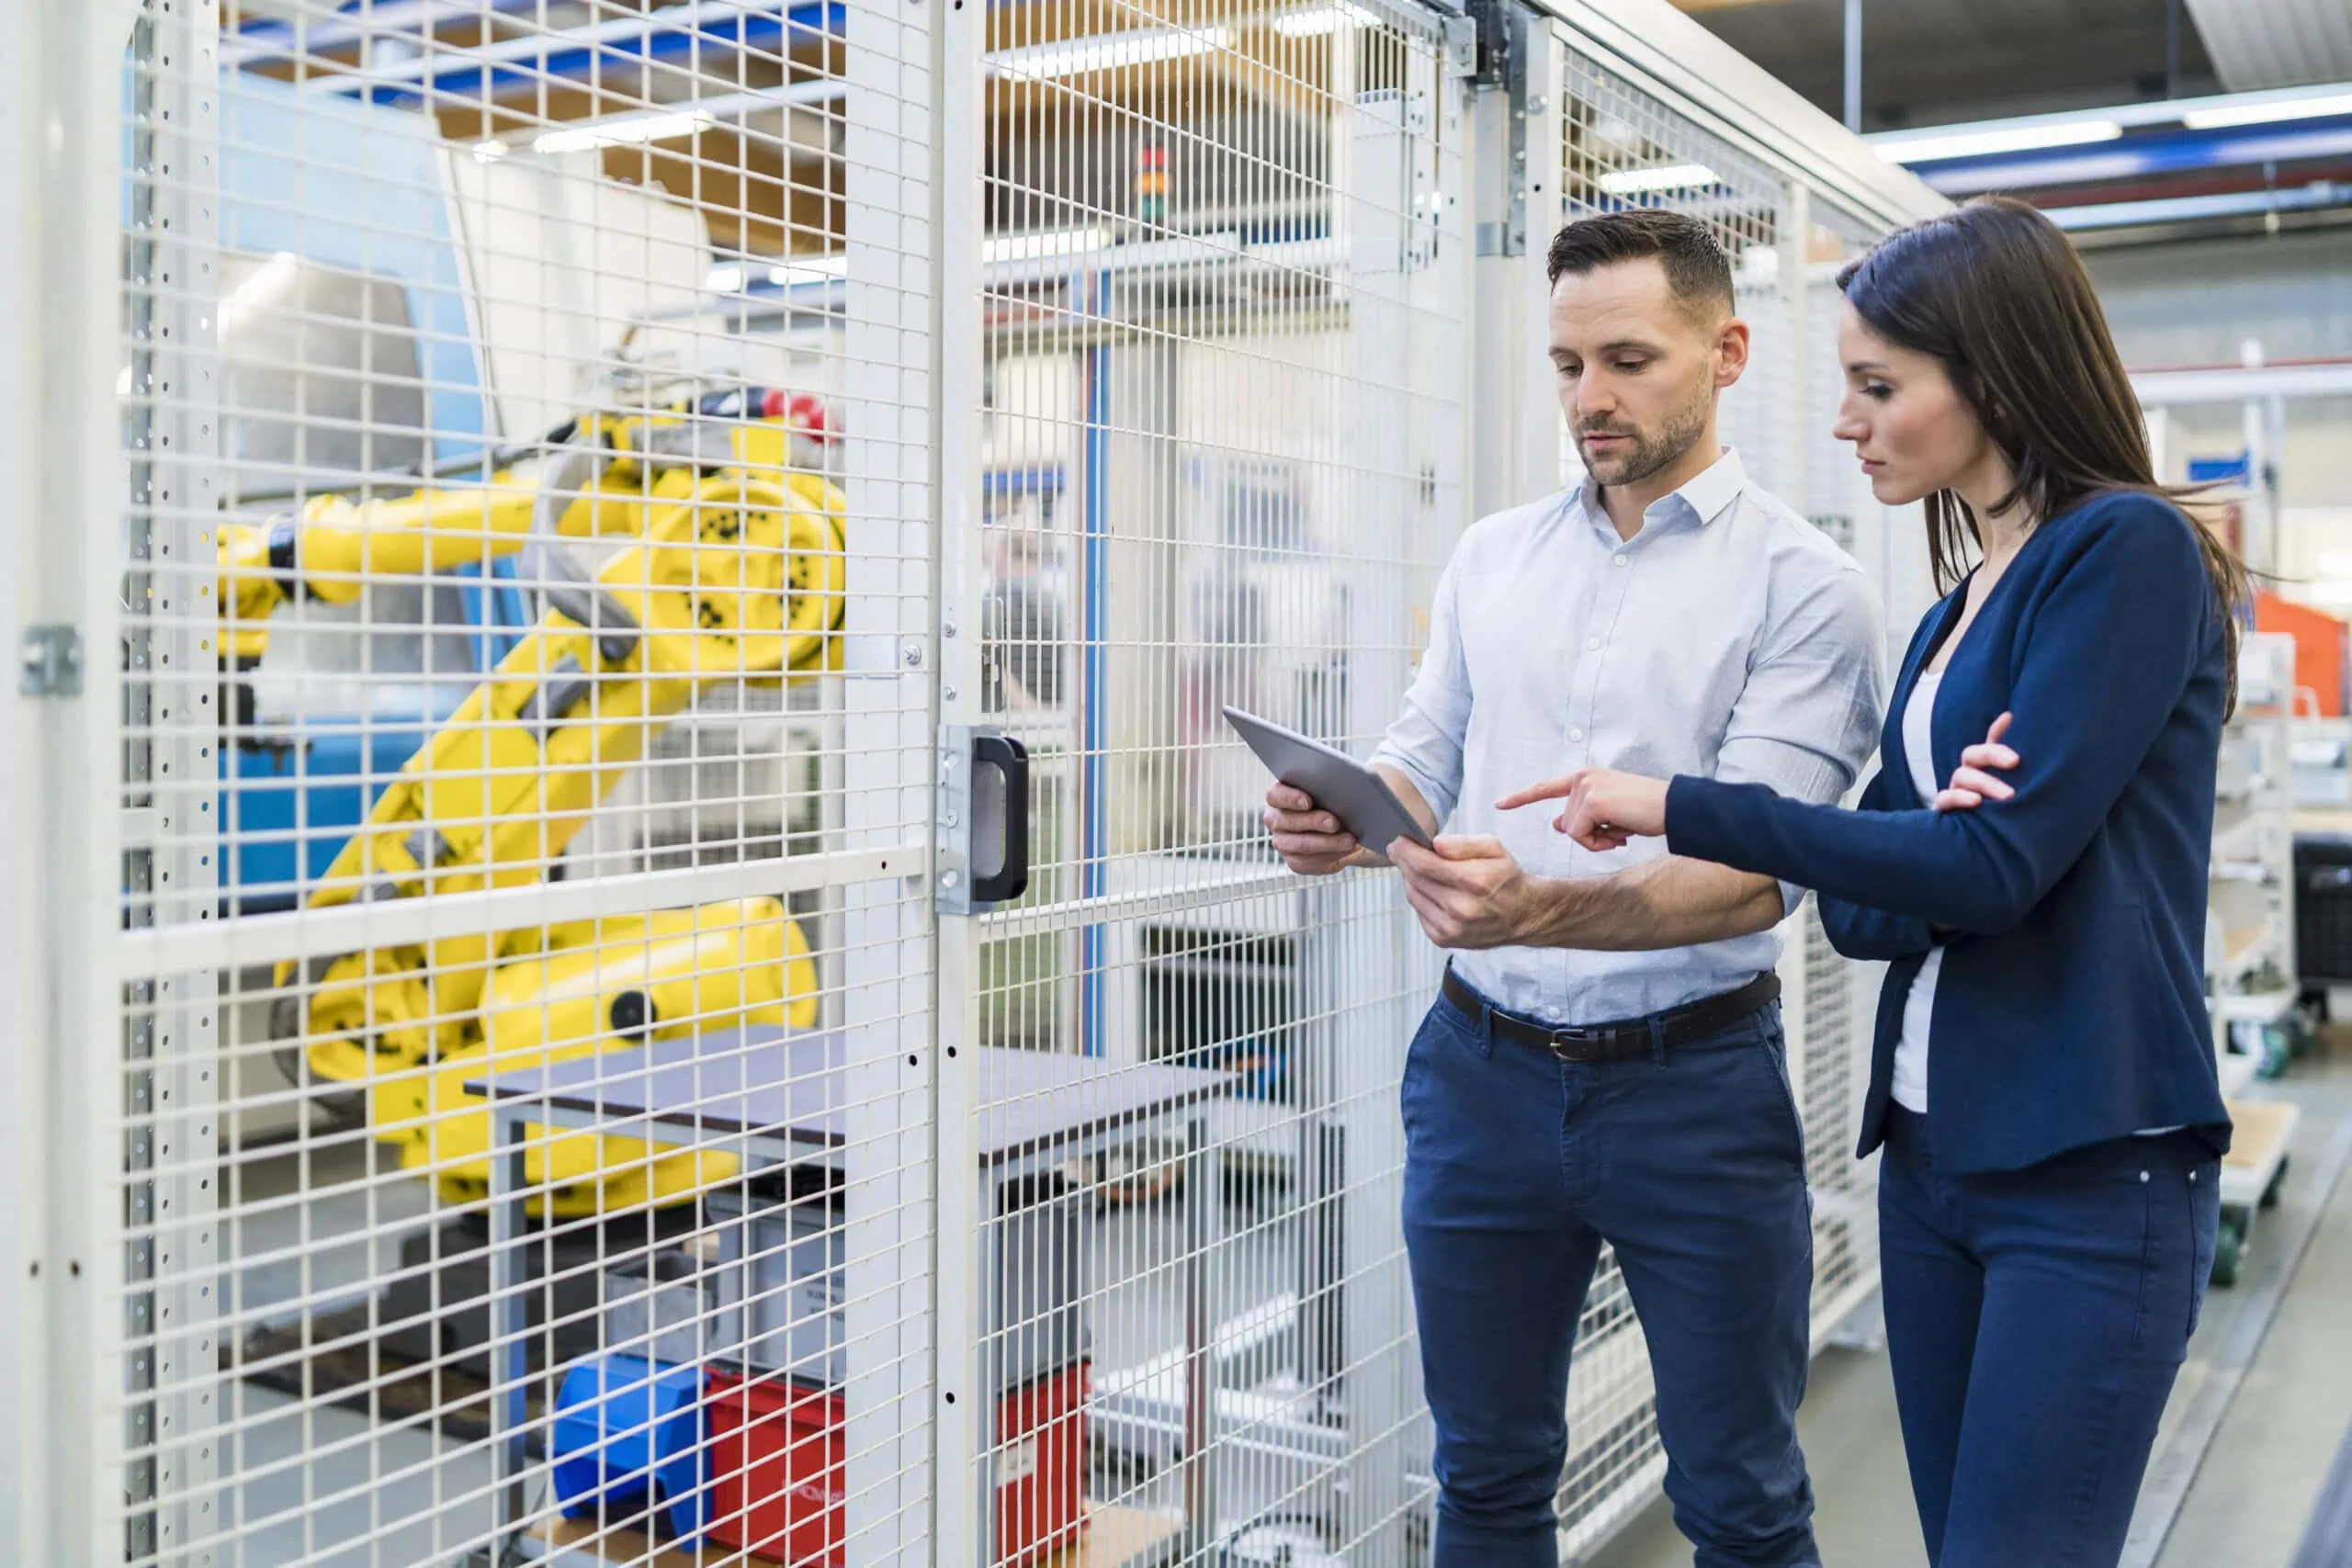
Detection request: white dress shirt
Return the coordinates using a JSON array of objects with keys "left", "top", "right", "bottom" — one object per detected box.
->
[{"left": 1371, "top": 448, "right": 1887, "bottom": 1027}]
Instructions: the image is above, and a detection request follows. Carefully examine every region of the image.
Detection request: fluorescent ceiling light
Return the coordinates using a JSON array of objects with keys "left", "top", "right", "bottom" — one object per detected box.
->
[
  {"left": 708, "top": 253, "right": 853, "bottom": 292},
  {"left": 770, "top": 254, "right": 850, "bottom": 283},
  {"left": 2186, "top": 92, "right": 2352, "bottom": 130},
  {"left": 1274, "top": 3, "right": 1381, "bottom": 37},
  {"left": 1874, "top": 120, "right": 2120, "bottom": 164},
  {"left": 2045, "top": 181, "right": 2346, "bottom": 231},
  {"left": 534, "top": 107, "right": 713, "bottom": 154},
  {"left": 983, "top": 226, "right": 1110, "bottom": 264},
  {"left": 1597, "top": 164, "right": 1720, "bottom": 195},
  {"left": 988, "top": 27, "right": 1232, "bottom": 80}
]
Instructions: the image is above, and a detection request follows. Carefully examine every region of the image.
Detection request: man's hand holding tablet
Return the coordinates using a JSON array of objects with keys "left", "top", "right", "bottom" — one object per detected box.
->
[
  {"left": 1227, "top": 706, "right": 1435, "bottom": 874},
  {"left": 1263, "top": 779, "right": 1373, "bottom": 874}
]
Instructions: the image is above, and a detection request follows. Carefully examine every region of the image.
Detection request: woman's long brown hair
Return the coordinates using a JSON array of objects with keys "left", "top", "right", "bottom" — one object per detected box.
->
[{"left": 1837, "top": 196, "right": 2248, "bottom": 707}]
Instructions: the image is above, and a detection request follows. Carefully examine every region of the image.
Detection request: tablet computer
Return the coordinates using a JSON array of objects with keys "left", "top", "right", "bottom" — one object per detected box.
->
[{"left": 1223, "top": 705, "right": 1433, "bottom": 855}]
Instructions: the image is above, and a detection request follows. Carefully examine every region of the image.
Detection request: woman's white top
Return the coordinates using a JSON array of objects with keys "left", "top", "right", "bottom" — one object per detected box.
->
[
  {"left": 1889, "top": 672, "right": 1943, "bottom": 1114},
  {"left": 1883, "top": 669, "right": 2183, "bottom": 1133}
]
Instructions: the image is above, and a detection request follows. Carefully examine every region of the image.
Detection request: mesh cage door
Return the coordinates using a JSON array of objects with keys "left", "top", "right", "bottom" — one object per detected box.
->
[
  {"left": 1536, "top": 18, "right": 1928, "bottom": 1557},
  {"left": 937, "top": 1, "right": 1470, "bottom": 1562},
  {"left": 114, "top": 2, "right": 942, "bottom": 1563}
]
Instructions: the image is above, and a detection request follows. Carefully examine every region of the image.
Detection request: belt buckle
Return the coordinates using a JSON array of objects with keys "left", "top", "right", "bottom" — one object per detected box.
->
[{"left": 1545, "top": 1026, "right": 1605, "bottom": 1062}]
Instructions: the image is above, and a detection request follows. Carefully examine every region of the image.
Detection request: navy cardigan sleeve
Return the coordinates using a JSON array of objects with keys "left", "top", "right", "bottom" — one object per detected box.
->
[
  {"left": 1667, "top": 503, "right": 2213, "bottom": 933},
  {"left": 1813, "top": 764, "right": 1937, "bottom": 961}
]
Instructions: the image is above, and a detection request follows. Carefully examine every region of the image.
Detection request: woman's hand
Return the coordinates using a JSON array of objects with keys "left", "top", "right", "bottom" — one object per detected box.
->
[
  {"left": 1933, "top": 712, "right": 2019, "bottom": 811},
  {"left": 1494, "top": 768, "right": 1670, "bottom": 852}
]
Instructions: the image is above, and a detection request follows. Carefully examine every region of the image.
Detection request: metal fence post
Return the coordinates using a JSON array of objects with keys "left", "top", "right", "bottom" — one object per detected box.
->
[
  {"left": 929, "top": 0, "right": 988, "bottom": 1551},
  {"left": 7, "top": 0, "right": 133, "bottom": 1562}
]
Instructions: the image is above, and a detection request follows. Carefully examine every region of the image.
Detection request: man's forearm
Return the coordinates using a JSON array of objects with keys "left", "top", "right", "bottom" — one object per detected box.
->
[{"left": 1520, "top": 855, "right": 1785, "bottom": 952}]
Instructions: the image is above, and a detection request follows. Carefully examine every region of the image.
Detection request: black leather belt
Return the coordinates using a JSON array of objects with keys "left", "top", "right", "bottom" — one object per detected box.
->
[{"left": 1440, "top": 968, "right": 1781, "bottom": 1063}]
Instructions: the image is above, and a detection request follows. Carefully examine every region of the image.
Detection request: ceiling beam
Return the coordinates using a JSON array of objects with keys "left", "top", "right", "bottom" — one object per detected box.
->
[{"left": 1669, "top": 0, "right": 1804, "bottom": 13}]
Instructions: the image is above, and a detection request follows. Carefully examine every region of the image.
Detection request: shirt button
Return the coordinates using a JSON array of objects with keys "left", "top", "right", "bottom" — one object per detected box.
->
[
  {"left": 1586, "top": 637, "right": 1601, "bottom": 651},
  {"left": 1569, "top": 728, "right": 1584, "bottom": 742},
  {"left": 2139, "top": 1170, "right": 2150, "bottom": 1183},
  {"left": 1613, "top": 555, "right": 1628, "bottom": 568}
]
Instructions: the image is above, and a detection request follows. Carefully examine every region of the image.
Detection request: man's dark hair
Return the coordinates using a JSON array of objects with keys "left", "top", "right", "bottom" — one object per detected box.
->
[{"left": 1544, "top": 209, "right": 1734, "bottom": 318}]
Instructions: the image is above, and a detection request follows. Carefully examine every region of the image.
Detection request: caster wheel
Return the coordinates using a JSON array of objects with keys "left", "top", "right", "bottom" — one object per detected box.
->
[
  {"left": 2211, "top": 1215, "right": 2244, "bottom": 1288},
  {"left": 2262, "top": 1157, "right": 2289, "bottom": 1210},
  {"left": 2257, "top": 1026, "right": 2291, "bottom": 1079}
]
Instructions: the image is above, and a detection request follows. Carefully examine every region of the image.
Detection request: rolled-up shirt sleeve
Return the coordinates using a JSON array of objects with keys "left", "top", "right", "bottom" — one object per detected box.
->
[
  {"left": 1713, "top": 554, "right": 1888, "bottom": 912},
  {"left": 1370, "top": 554, "right": 1471, "bottom": 828}
]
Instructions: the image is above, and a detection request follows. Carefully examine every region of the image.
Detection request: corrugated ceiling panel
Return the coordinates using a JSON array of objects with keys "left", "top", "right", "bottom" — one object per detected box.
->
[{"left": 2186, "top": 0, "right": 2352, "bottom": 90}]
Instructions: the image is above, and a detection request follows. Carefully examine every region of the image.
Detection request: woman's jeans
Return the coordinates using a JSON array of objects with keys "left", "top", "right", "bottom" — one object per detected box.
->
[{"left": 1879, "top": 1106, "right": 2222, "bottom": 1567}]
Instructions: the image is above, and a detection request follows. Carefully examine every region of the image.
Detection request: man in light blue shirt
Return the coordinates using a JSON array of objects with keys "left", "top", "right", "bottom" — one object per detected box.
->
[{"left": 1269, "top": 211, "right": 1883, "bottom": 1567}]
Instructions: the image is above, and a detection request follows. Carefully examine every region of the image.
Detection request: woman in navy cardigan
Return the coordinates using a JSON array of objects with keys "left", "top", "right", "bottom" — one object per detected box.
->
[{"left": 1503, "top": 197, "right": 2246, "bottom": 1568}]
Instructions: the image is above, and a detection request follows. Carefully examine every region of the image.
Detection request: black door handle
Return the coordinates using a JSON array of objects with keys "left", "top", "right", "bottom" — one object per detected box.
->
[{"left": 970, "top": 733, "right": 1031, "bottom": 904}]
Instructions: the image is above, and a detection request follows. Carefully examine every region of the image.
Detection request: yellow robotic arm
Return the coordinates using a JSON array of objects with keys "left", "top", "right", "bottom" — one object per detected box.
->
[
  {"left": 216, "top": 401, "right": 828, "bottom": 660},
  {"left": 261, "top": 421, "right": 850, "bottom": 1215},
  {"left": 216, "top": 479, "right": 541, "bottom": 657}
]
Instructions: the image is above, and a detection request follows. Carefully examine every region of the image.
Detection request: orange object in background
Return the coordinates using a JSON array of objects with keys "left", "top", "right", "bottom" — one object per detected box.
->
[{"left": 2254, "top": 593, "right": 2348, "bottom": 716}]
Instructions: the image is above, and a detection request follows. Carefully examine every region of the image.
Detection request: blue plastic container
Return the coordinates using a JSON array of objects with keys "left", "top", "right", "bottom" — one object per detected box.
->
[{"left": 548, "top": 1353, "right": 707, "bottom": 1546}]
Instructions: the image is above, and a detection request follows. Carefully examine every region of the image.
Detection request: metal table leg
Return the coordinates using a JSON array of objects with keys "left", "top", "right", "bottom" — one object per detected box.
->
[
  {"left": 489, "top": 1103, "right": 534, "bottom": 1558},
  {"left": 1180, "top": 1114, "right": 1217, "bottom": 1556}
]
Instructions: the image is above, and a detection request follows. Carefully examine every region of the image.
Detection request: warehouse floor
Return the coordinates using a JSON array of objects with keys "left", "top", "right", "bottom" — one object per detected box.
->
[{"left": 1585, "top": 1030, "right": 2352, "bottom": 1568}]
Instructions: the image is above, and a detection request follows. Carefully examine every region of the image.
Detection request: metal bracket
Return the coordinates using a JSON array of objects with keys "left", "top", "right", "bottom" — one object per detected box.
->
[
  {"left": 19, "top": 625, "right": 84, "bottom": 697},
  {"left": 1477, "top": 0, "right": 1539, "bottom": 257},
  {"left": 1440, "top": 12, "right": 1478, "bottom": 81},
  {"left": 937, "top": 725, "right": 977, "bottom": 914},
  {"left": 1462, "top": 0, "right": 1521, "bottom": 88}
]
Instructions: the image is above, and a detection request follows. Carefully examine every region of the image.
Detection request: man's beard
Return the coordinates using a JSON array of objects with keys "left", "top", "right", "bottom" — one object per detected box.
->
[{"left": 1576, "top": 384, "right": 1711, "bottom": 489}]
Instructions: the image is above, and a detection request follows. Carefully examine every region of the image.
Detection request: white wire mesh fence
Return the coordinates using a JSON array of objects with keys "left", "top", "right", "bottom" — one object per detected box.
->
[
  {"left": 119, "top": 2, "right": 941, "bottom": 1562},
  {"left": 942, "top": 6, "right": 1464, "bottom": 1562},
  {"left": 1532, "top": 35, "right": 1921, "bottom": 1551},
  {"left": 26, "top": 3, "right": 1938, "bottom": 1565}
]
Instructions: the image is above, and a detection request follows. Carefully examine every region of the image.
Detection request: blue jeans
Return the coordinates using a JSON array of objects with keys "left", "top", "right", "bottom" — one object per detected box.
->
[
  {"left": 1402, "top": 984, "right": 1819, "bottom": 1568},
  {"left": 1879, "top": 1107, "right": 2221, "bottom": 1567}
]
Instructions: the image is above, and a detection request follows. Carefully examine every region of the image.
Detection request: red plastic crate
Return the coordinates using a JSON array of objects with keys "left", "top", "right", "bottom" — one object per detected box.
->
[
  {"left": 992, "top": 1360, "right": 1089, "bottom": 1567},
  {"left": 702, "top": 1361, "right": 1089, "bottom": 1567},
  {"left": 704, "top": 1371, "right": 844, "bottom": 1566}
]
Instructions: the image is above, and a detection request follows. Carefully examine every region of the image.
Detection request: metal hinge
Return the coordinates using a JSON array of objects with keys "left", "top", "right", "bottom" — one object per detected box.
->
[{"left": 19, "top": 625, "right": 84, "bottom": 697}]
